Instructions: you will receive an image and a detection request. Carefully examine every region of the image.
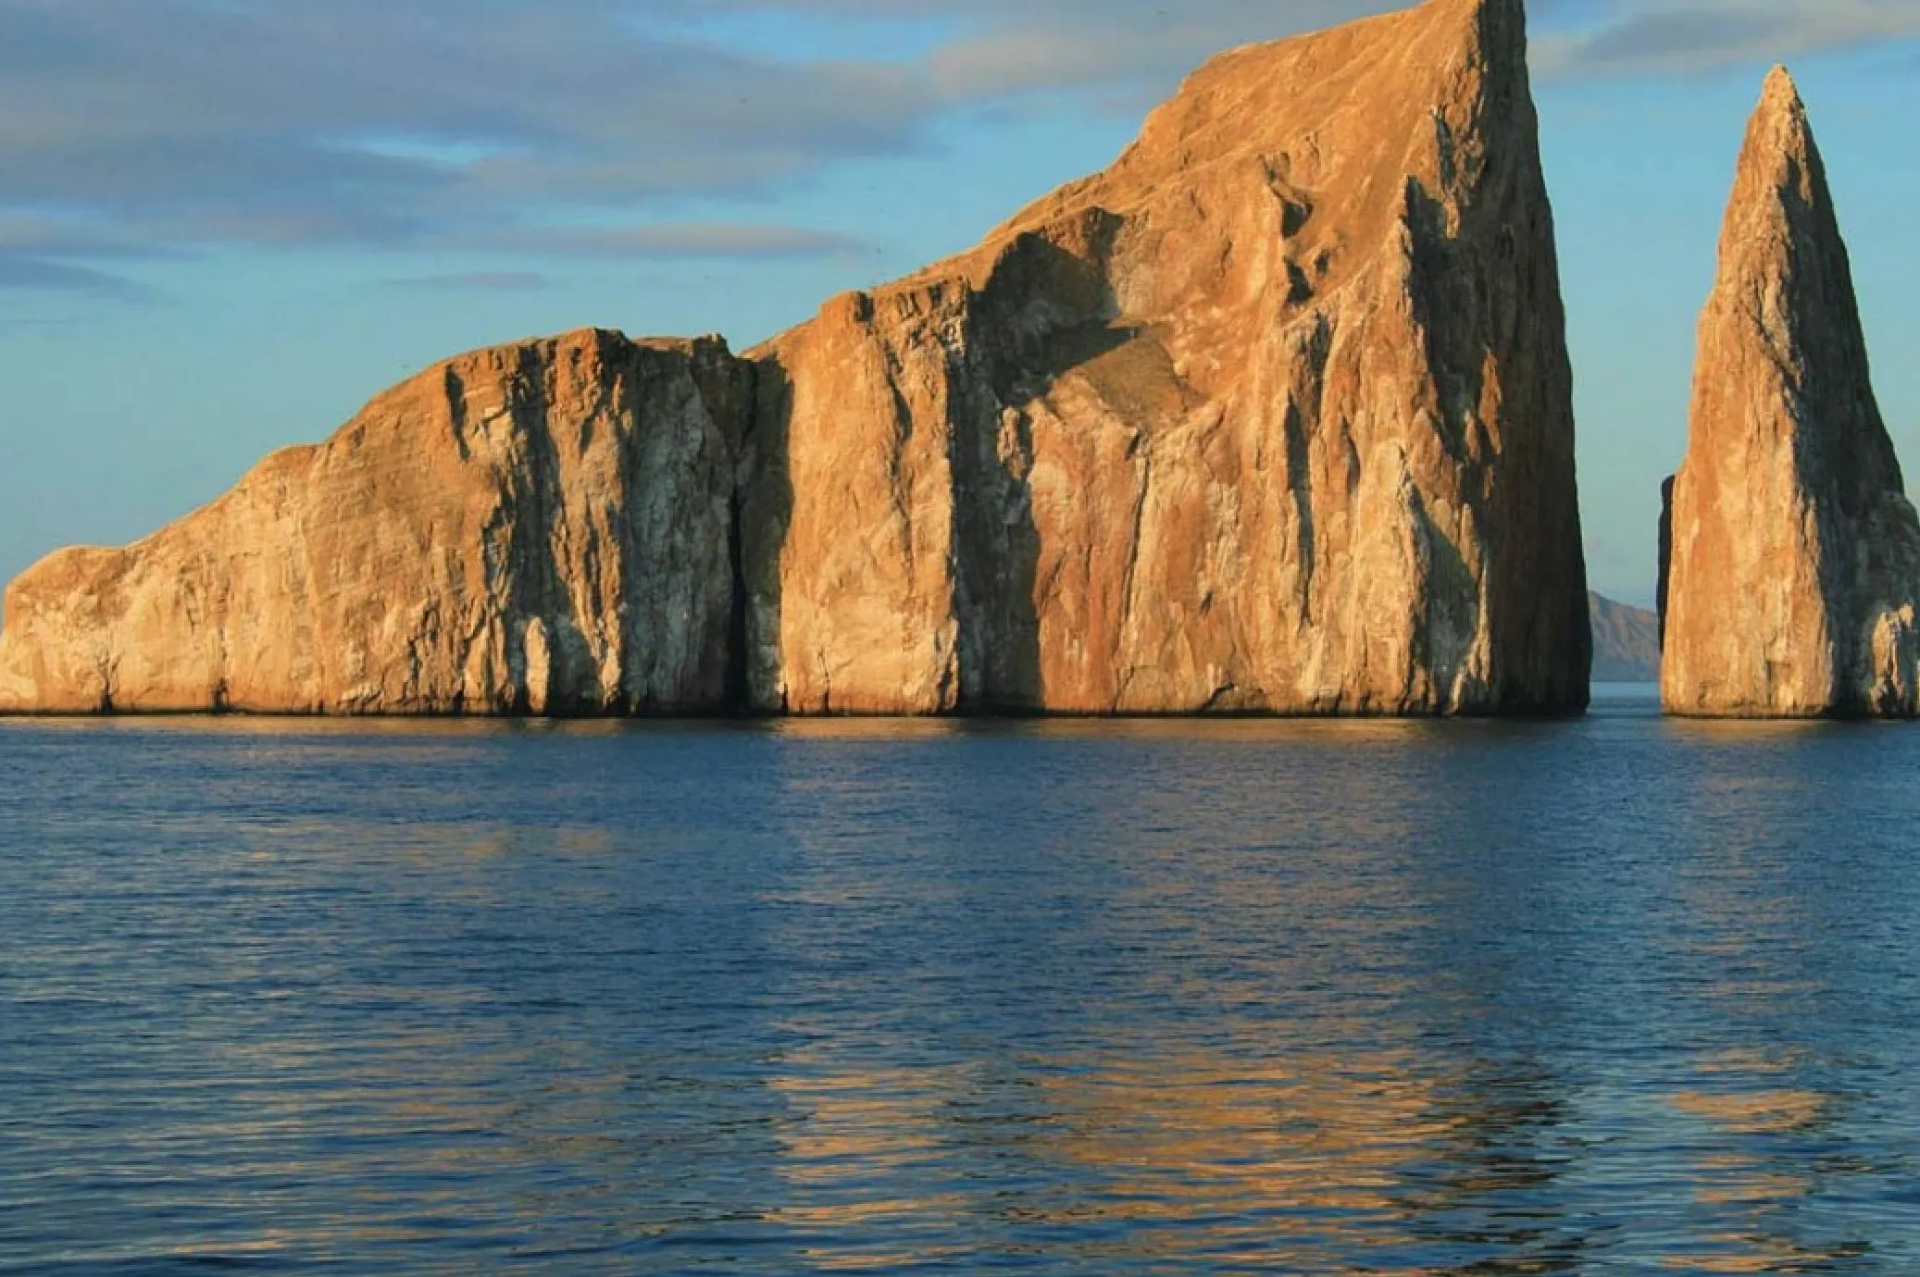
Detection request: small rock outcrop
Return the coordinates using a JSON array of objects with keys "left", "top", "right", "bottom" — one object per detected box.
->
[
  {"left": 1661, "top": 67, "right": 1920, "bottom": 719},
  {"left": 0, "top": 0, "right": 1591, "bottom": 717}
]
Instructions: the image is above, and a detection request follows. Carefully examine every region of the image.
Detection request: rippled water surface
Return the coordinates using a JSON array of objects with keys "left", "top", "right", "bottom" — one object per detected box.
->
[{"left": 6, "top": 687, "right": 1920, "bottom": 1273}]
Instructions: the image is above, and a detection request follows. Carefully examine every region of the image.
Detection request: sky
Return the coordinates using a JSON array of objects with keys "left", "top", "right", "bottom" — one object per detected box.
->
[{"left": 1, "top": 0, "right": 1917, "bottom": 610}]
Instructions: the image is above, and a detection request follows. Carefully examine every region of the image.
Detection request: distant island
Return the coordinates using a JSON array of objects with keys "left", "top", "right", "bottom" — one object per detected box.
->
[{"left": 1589, "top": 595, "right": 1659, "bottom": 684}]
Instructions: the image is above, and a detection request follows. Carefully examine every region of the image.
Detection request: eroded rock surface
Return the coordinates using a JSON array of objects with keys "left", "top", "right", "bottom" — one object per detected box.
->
[
  {"left": 1661, "top": 68, "right": 1920, "bottom": 719},
  {"left": 743, "top": 0, "right": 1588, "bottom": 715},
  {"left": 0, "top": 0, "right": 1589, "bottom": 717},
  {"left": 0, "top": 332, "right": 752, "bottom": 713}
]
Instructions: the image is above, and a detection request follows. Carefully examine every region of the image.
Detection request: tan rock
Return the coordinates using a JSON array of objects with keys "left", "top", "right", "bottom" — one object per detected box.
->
[
  {"left": 742, "top": 0, "right": 1589, "bottom": 715},
  {"left": 0, "top": 0, "right": 1590, "bottom": 718},
  {"left": 0, "top": 331, "right": 753, "bottom": 713},
  {"left": 1661, "top": 68, "right": 1920, "bottom": 719}
]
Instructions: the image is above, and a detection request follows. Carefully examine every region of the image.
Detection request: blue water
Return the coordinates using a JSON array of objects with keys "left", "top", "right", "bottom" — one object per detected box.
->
[{"left": 4, "top": 686, "right": 1920, "bottom": 1274}]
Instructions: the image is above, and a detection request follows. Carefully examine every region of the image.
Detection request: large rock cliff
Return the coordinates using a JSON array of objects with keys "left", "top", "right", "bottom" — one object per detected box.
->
[
  {"left": 1661, "top": 68, "right": 1920, "bottom": 719},
  {"left": 744, "top": 0, "right": 1587, "bottom": 715},
  {"left": 0, "top": 0, "right": 1589, "bottom": 717}
]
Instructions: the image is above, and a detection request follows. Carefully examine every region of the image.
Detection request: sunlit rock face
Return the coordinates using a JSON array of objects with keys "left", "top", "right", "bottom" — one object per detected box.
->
[
  {"left": 0, "top": 0, "right": 1590, "bottom": 718},
  {"left": 0, "top": 332, "right": 753, "bottom": 714},
  {"left": 743, "top": 0, "right": 1588, "bottom": 715},
  {"left": 1660, "top": 68, "right": 1920, "bottom": 719}
]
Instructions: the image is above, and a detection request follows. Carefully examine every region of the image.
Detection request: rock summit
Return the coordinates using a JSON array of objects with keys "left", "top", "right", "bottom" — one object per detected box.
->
[{"left": 1661, "top": 68, "right": 1920, "bottom": 719}]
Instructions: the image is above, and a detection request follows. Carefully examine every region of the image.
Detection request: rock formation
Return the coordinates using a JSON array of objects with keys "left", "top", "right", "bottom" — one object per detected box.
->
[
  {"left": 1589, "top": 593, "right": 1660, "bottom": 683},
  {"left": 0, "top": 0, "right": 1591, "bottom": 717},
  {"left": 1661, "top": 67, "right": 1920, "bottom": 719},
  {"left": 0, "top": 334, "right": 753, "bottom": 714},
  {"left": 741, "top": 0, "right": 1588, "bottom": 716}
]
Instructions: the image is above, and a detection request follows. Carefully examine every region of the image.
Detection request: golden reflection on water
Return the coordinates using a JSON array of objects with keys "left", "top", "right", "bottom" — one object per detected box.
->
[
  {"left": 767, "top": 1058, "right": 976, "bottom": 1270},
  {"left": 1029, "top": 1051, "right": 1443, "bottom": 1226},
  {"left": 745, "top": 711, "right": 1573, "bottom": 1270},
  {"left": 1661, "top": 1046, "right": 1855, "bottom": 1274},
  {"left": 1671, "top": 1085, "right": 1827, "bottom": 1136},
  {"left": 756, "top": 1033, "right": 1601, "bottom": 1271},
  {"left": 1658, "top": 731, "right": 1866, "bottom": 1275},
  {"left": 757, "top": 1034, "right": 1870, "bottom": 1272}
]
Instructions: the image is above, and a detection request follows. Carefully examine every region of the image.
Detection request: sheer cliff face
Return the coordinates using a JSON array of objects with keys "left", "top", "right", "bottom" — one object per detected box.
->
[
  {"left": 745, "top": 0, "right": 1588, "bottom": 715},
  {"left": 0, "top": 0, "right": 1590, "bottom": 718},
  {"left": 1662, "top": 69, "right": 1920, "bottom": 719},
  {"left": 0, "top": 333, "right": 752, "bottom": 714}
]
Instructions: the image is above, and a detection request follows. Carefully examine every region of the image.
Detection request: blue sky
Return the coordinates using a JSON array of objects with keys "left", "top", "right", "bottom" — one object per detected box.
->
[{"left": 1, "top": 0, "right": 1917, "bottom": 609}]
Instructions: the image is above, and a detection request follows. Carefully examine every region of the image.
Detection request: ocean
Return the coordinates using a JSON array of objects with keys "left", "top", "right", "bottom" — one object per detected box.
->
[{"left": 5, "top": 686, "right": 1919, "bottom": 1273}]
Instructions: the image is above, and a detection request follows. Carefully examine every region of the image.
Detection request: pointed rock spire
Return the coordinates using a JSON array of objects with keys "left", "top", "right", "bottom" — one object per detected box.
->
[{"left": 1661, "top": 67, "right": 1920, "bottom": 717}]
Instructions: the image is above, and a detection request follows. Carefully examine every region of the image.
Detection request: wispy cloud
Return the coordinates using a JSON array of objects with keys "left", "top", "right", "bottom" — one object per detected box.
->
[
  {"left": 1, "top": 0, "right": 1914, "bottom": 304},
  {"left": 384, "top": 271, "right": 550, "bottom": 293},
  {"left": 1534, "top": 0, "right": 1920, "bottom": 77},
  {"left": 0, "top": 0, "right": 932, "bottom": 268},
  {"left": 0, "top": 253, "right": 159, "bottom": 301},
  {"left": 725, "top": 0, "right": 1920, "bottom": 90},
  {"left": 0, "top": 216, "right": 178, "bottom": 259},
  {"left": 522, "top": 223, "right": 877, "bottom": 260}
]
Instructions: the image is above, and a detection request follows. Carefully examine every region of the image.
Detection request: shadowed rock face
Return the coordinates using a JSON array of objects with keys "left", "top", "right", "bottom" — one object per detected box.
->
[
  {"left": 1661, "top": 68, "right": 1920, "bottom": 719},
  {"left": 0, "top": 0, "right": 1590, "bottom": 718}
]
